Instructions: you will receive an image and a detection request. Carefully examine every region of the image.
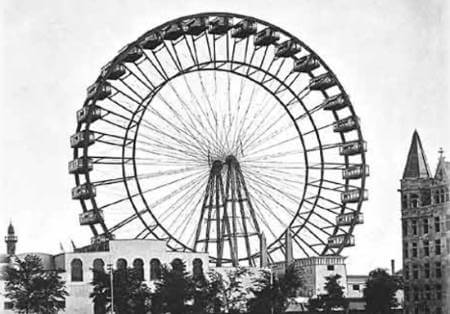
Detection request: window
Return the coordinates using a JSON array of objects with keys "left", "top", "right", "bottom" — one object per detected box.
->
[
  {"left": 402, "top": 220, "right": 407, "bottom": 236},
  {"left": 435, "top": 284, "right": 442, "bottom": 299},
  {"left": 71, "top": 258, "right": 83, "bottom": 282},
  {"left": 327, "top": 265, "right": 335, "bottom": 271},
  {"left": 413, "top": 286, "right": 419, "bottom": 301},
  {"left": 92, "top": 258, "right": 105, "bottom": 282},
  {"left": 133, "top": 258, "right": 144, "bottom": 281},
  {"left": 440, "top": 189, "right": 445, "bottom": 202},
  {"left": 192, "top": 258, "right": 204, "bottom": 279},
  {"left": 436, "top": 307, "right": 442, "bottom": 314},
  {"left": 421, "top": 190, "right": 431, "bottom": 206},
  {"left": 412, "top": 264, "right": 418, "bottom": 279},
  {"left": 403, "top": 243, "right": 409, "bottom": 258},
  {"left": 171, "top": 258, "right": 183, "bottom": 274},
  {"left": 412, "top": 242, "right": 418, "bottom": 257},
  {"left": 410, "top": 194, "right": 419, "bottom": 208},
  {"left": 412, "top": 220, "right": 417, "bottom": 235},
  {"left": 352, "top": 284, "right": 360, "bottom": 291},
  {"left": 404, "top": 265, "right": 409, "bottom": 280},
  {"left": 423, "top": 240, "right": 429, "bottom": 256},
  {"left": 150, "top": 258, "right": 161, "bottom": 280},
  {"left": 425, "top": 285, "right": 431, "bottom": 300},
  {"left": 434, "top": 217, "right": 440, "bottom": 232},
  {"left": 402, "top": 195, "right": 407, "bottom": 209},
  {"left": 435, "top": 239, "right": 441, "bottom": 255},
  {"left": 4, "top": 302, "right": 13, "bottom": 310},
  {"left": 435, "top": 262, "right": 441, "bottom": 278},
  {"left": 424, "top": 262, "right": 430, "bottom": 278},
  {"left": 404, "top": 287, "right": 409, "bottom": 302},
  {"left": 423, "top": 218, "right": 429, "bottom": 234},
  {"left": 116, "top": 258, "right": 127, "bottom": 270}
]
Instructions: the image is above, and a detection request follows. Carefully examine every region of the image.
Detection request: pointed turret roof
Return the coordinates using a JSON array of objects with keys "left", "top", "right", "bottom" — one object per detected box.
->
[
  {"left": 434, "top": 149, "right": 449, "bottom": 182},
  {"left": 7, "top": 222, "right": 14, "bottom": 235},
  {"left": 402, "top": 131, "right": 432, "bottom": 179}
]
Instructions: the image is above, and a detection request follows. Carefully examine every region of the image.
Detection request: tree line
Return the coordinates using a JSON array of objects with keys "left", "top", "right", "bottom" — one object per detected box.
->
[{"left": 4, "top": 254, "right": 401, "bottom": 314}]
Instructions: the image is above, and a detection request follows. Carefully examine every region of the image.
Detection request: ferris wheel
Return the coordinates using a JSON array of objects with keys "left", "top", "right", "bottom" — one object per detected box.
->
[{"left": 70, "top": 12, "right": 368, "bottom": 266}]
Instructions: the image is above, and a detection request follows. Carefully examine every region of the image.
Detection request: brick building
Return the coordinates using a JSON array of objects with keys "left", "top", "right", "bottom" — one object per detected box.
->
[{"left": 400, "top": 131, "right": 449, "bottom": 314}]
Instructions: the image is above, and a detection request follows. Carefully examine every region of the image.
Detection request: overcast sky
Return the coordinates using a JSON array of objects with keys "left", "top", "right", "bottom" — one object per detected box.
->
[{"left": 0, "top": 0, "right": 448, "bottom": 275}]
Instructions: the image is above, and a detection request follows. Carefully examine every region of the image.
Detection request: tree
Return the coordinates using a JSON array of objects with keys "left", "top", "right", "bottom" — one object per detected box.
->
[
  {"left": 248, "top": 264, "right": 306, "bottom": 314},
  {"left": 5, "top": 254, "right": 68, "bottom": 314},
  {"left": 363, "top": 268, "right": 402, "bottom": 314},
  {"left": 307, "top": 274, "right": 348, "bottom": 314},
  {"left": 90, "top": 267, "right": 152, "bottom": 314},
  {"left": 153, "top": 262, "right": 194, "bottom": 314}
]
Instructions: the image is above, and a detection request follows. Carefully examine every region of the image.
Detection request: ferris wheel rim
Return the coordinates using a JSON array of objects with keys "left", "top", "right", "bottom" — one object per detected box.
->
[{"left": 71, "top": 11, "right": 368, "bottom": 260}]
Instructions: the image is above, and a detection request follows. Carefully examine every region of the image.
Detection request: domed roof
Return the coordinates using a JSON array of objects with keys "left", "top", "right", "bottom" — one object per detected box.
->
[{"left": 7, "top": 222, "right": 15, "bottom": 235}]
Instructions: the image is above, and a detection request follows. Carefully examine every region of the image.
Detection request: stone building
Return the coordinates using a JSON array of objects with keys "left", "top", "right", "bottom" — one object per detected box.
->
[
  {"left": 0, "top": 224, "right": 209, "bottom": 313},
  {"left": 400, "top": 131, "right": 449, "bottom": 314}
]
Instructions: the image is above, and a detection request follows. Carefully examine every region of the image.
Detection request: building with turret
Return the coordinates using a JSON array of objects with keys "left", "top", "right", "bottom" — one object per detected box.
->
[{"left": 400, "top": 131, "right": 449, "bottom": 314}]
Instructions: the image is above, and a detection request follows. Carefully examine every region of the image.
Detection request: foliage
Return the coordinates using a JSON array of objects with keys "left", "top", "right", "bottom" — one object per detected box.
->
[
  {"left": 363, "top": 268, "right": 402, "bottom": 314},
  {"left": 90, "top": 267, "right": 152, "bottom": 314},
  {"left": 248, "top": 264, "right": 306, "bottom": 314},
  {"left": 153, "top": 262, "right": 194, "bottom": 314},
  {"left": 5, "top": 254, "right": 68, "bottom": 314},
  {"left": 307, "top": 274, "right": 348, "bottom": 314}
]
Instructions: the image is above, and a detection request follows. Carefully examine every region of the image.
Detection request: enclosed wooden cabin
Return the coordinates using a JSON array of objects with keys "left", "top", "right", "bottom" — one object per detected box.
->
[
  {"left": 87, "top": 82, "right": 111, "bottom": 100},
  {"left": 231, "top": 20, "right": 257, "bottom": 38},
  {"left": 309, "top": 73, "right": 337, "bottom": 90},
  {"left": 341, "top": 188, "right": 368, "bottom": 203},
  {"left": 70, "top": 131, "right": 95, "bottom": 148},
  {"left": 293, "top": 55, "right": 320, "bottom": 72},
  {"left": 342, "top": 165, "right": 370, "bottom": 180},
  {"left": 162, "top": 23, "right": 184, "bottom": 41},
  {"left": 328, "top": 234, "right": 355, "bottom": 248},
  {"left": 141, "top": 33, "right": 163, "bottom": 50},
  {"left": 275, "top": 40, "right": 301, "bottom": 58},
  {"left": 72, "top": 183, "right": 96, "bottom": 200},
  {"left": 254, "top": 28, "right": 280, "bottom": 46},
  {"left": 184, "top": 17, "right": 208, "bottom": 36},
  {"left": 79, "top": 210, "right": 104, "bottom": 225},
  {"left": 333, "top": 116, "right": 359, "bottom": 133},
  {"left": 339, "top": 140, "right": 367, "bottom": 156},
  {"left": 336, "top": 212, "right": 364, "bottom": 226},
  {"left": 101, "top": 63, "right": 126, "bottom": 80},
  {"left": 77, "top": 105, "right": 102, "bottom": 124},
  {"left": 68, "top": 158, "right": 93, "bottom": 174},
  {"left": 322, "top": 94, "right": 347, "bottom": 111},
  {"left": 208, "top": 17, "right": 232, "bottom": 35},
  {"left": 120, "top": 46, "right": 143, "bottom": 63}
]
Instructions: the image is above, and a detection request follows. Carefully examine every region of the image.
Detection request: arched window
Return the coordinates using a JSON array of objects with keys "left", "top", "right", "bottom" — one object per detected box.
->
[
  {"left": 116, "top": 258, "right": 127, "bottom": 270},
  {"left": 192, "top": 258, "right": 203, "bottom": 279},
  {"left": 92, "top": 258, "right": 105, "bottom": 282},
  {"left": 410, "top": 193, "right": 419, "bottom": 208},
  {"left": 133, "top": 258, "right": 144, "bottom": 281},
  {"left": 71, "top": 258, "right": 83, "bottom": 282},
  {"left": 150, "top": 258, "right": 161, "bottom": 280},
  {"left": 171, "top": 258, "right": 183, "bottom": 274},
  {"left": 440, "top": 189, "right": 445, "bottom": 203}
]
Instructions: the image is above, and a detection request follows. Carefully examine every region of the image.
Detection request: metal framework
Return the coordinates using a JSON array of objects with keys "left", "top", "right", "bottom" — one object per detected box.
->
[{"left": 70, "top": 12, "right": 368, "bottom": 265}]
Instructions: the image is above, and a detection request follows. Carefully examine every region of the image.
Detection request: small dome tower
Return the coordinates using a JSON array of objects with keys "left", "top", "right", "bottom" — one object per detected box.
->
[{"left": 5, "top": 222, "right": 17, "bottom": 255}]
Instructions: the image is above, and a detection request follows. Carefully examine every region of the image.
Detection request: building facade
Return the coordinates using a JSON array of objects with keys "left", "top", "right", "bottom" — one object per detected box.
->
[
  {"left": 0, "top": 228, "right": 209, "bottom": 314},
  {"left": 400, "top": 131, "right": 450, "bottom": 314}
]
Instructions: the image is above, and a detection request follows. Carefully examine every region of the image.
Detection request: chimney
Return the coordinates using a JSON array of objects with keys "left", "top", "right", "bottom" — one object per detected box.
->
[{"left": 391, "top": 259, "right": 395, "bottom": 275}]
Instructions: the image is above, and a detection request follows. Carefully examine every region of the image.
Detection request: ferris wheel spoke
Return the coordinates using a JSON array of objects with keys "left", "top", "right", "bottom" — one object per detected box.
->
[
  {"left": 245, "top": 136, "right": 300, "bottom": 157},
  {"left": 240, "top": 110, "right": 286, "bottom": 153},
  {"left": 243, "top": 149, "right": 302, "bottom": 162},
  {"left": 245, "top": 175, "right": 297, "bottom": 215},
  {"left": 138, "top": 117, "right": 209, "bottom": 155},
  {"left": 135, "top": 137, "right": 204, "bottom": 161},
  {"left": 164, "top": 41, "right": 183, "bottom": 71},
  {"left": 243, "top": 167, "right": 303, "bottom": 189},
  {"left": 179, "top": 76, "right": 224, "bottom": 154},
  {"left": 251, "top": 193, "right": 288, "bottom": 229},
  {"left": 104, "top": 97, "right": 135, "bottom": 115},
  {"left": 111, "top": 81, "right": 144, "bottom": 105}
]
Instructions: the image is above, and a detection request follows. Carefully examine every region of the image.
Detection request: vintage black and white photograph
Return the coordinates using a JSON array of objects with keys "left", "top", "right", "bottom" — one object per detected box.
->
[{"left": 0, "top": 0, "right": 448, "bottom": 313}]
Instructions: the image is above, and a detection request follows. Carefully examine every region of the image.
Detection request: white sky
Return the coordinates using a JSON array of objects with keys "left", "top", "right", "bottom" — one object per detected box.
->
[{"left": 0, "top": 0, "right": 449, "bottom": 275}]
